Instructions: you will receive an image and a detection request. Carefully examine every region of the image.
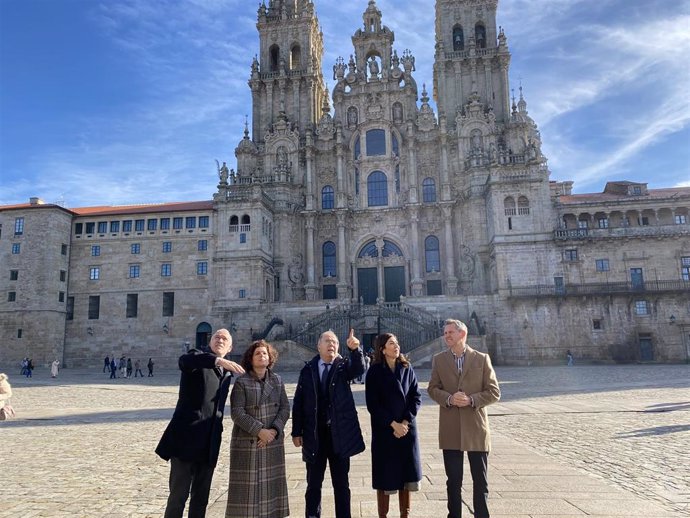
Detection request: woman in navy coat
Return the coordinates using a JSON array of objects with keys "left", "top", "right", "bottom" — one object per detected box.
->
[{"left": 365, "top": 333, "right": 422, "bottom": 518}]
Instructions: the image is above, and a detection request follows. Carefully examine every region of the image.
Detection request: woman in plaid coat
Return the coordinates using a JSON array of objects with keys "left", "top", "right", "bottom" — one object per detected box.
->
[{"left": 225, "top": 340, "right": 290, "bottom": 518}]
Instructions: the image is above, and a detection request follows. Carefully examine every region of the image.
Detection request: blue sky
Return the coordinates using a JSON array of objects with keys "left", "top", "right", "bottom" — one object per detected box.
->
[{"left": 1, "top": 0, "right": 689, "bottom": 207}]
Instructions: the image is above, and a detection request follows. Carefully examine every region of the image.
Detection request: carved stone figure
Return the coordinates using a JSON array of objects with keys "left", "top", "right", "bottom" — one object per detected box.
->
[{"left": 368, "top": 56, "right": 380, "bottom": 78}]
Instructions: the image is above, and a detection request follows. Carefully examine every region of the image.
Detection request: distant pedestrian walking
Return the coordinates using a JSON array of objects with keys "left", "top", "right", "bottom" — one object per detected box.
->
[
  {"left": 126, "top": 358, "right": 133, "bottom": 378},
  {"left": 25, "top": 359, "right": 33, "bottom": 378},
  {"left": 134, "top": 359, "right": 144, "bottom": 378},
  {"left": 119, "top": 356, "right": 126, "bottom": 378},
  {"left": 110, "top": 358, "right": 117, "bottom": 379},
  {"left": 566, "top": 350, "right": 573, "bottom": 366},
  {"left": 51, "top": 359, "right": 60, "bottom": 378},
  {"left": 103, "top": 356, "right": 110, "bottom": 373},
  {"left": 20, "top": 358, "right": 28, "bottom": 376},
  {"left": 147, "top": 358, "right": 154, "bottom": 377}
]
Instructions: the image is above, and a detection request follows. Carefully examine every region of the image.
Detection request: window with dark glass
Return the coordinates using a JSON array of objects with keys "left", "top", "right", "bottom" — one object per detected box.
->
[
  {"left": 239, "top": 289, "right": 246, "bottom": 299},
  {"left": 425, "top": 236, "right": 441, "bottom": 272},
  {"left": 676, "top": 215, "right": 687, "bottom": 225},
  {"left": 199, "top": 216, "right": 209, "bottom": 228},
  {"left": 60, "top": 270, "right": 66, "bottom": 282},
  {"left": 681, "top": 257, "right": 690, "bottom": 281},
  {"left": 85, "top": 222, "right": 95, "bottom": 234},
  {"left": 240, "top": 233, "right": 247, "bottom": 243},
  {"left": 89, "top": 267, "right": 100, "bottom": 280},
  {"left": 596, "top": 259, "right": 610, "bottom": 272},
  {"left": 160, "top": 218, "right": 170, "bottom": 230},
  {"left": 382, "top": 240, "right": 403, "bottom": 257},
  {"left": 366, "top": 129, "right": 386, "bottom": 156},
  {"left": 66, "top": 297, "right": 74, "bottom": 320},
  {"left": 88, "top": 295, "right": 100, "bottom": 319},
  {"left": 135, "top": 219, "right": 145, "bottom": 232},
  {"left": 427, "top": 280, "right": 443, "bottom": 296},
  {"left": 129, "top": 265, "right": 140, "bottom": 278},
  {"left": 198, "top": 240, "right": 208, "bottom": 251},
  {"left": 97, "top": 222, "right": 107, "bottom": 233},
  {"left": 322, "top": 186, "right": 335, "bottom": 210},
  {"left": 75, "top": 223, "right": 83, "bottom": 235},
  {"left": 163, "top": 292, "right": 175, "bottom": 317},
  {"left": 323, "top": 284, "right": 337, "bottom": 300},
  {"left": 241, "top": 215, "right": 250, "bottom": 225},
  {"left": 61, "top": 244, "right": 67, "bottom": 255},
  {"left": 14, "top": 217, "right": 24, "bottom": 235},
  {"left": 12, "top": 243, "right": 20, "bottom": 254},
  {"left": 162, "top": 241, "right": 172, "bottom": 253},
  {"left": 110, "top": 221, "right": 120, "bottom": 233},
  {"left": 10, "top": 270, "right": 18, "bottom": 281},
  {"left": 475, "top": 23, "right": 487, "bottom": 48},
  {"left": 161, "top": 263, "right": 172, "bottom": 277},
  {"left": 123, "top": 220, "right": 132, "bottom": 232},
  {"left": 323, "top": 241, "right": 337, "bottom": 277},
  {"left": 452, "top": 25, "right": 464, "bottom": 51},
  {"left": 423, "top": 178, "right": 436, "bottom": 203},
  {"left": 131, "top": 243, "right": 141, "bottom": 254},
  {"left": 126, "top": 294, "right": 138, "bottom": 318},
  {"left": 91, "top": 245, "right": 100, "bottom": 257},
  {"left": 635, "top": 300, "right": 649, "bottom": 315},
  {"left": 59, "top": 291, "right": 65, "bottom": 303},
  {"left": 197, "top": 262, "right": 208, "bottom": 275},
  {"left": 186, "top": 217, "right": 196, "bottom": 229},
  {"left": 367, "top": 171, "right": 388, "bottom": 207},
  {"left": 565, "top": 249, "right": 578, "bottom": 261},
  {"left": 8, "top": 291, "right": 16, "bottom": 302},
  {"left": 147, "top": 219, "right": 157, "bottom": 231},
  {"left": 598, "top": 218, "right": 609, "bottom": 229},
  {"left": 173, "top": 217, "right": 183, "bottom": 230}
]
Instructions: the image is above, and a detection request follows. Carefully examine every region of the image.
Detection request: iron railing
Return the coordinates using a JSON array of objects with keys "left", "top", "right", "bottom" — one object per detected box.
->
[{"left": 509, "top": 279, "right": 690, "bottom": 298}]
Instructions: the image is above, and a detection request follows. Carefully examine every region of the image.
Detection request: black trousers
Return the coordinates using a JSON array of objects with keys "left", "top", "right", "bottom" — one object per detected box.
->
[
  {"left": 305, "top": 425, "right": 351, "bottom": 518},
  {"left": 442, "top": 450, "right": 489, "bottom": 518},
  {"left": 164, "top": 457, "right": 215, "bottom": 518}
]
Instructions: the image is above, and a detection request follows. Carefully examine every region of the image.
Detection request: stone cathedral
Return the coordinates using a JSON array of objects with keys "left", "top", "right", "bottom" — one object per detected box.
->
[{"left": 1, "top": 0, "right": 689, "bottom": 367}]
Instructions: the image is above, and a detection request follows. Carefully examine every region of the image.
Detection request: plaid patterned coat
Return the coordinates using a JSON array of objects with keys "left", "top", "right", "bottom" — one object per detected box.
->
[{"left": 225, "top": 370, "right": 290, "bottom": 518}]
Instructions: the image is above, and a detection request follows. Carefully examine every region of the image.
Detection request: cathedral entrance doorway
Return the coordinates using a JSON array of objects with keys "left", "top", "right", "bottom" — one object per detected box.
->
[
  {"left": 355, "top": 239, "right": 407, "bottom": 305},
  {"left": 196, "top": 322, "right": 212, "bottom": 349}
]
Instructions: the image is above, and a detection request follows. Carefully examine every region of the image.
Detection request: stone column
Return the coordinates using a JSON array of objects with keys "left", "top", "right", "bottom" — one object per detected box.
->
[
  {"left": 305, "top": 130, "right": 315, "bottom": 210},
  {"left": 336, "top": 211, "right": 351, "bottom": 300},
  {"left": 409, "top": 206, "right": 423, "bottom": 296},
  {"left": 442, "top": 205, "right": 458, "bottom": 295},
  {"left": 376, "top": 238, "right": 385, "bottom": 304},
  {"left": 406, "top": 122, "right": 419, "bottom": 204},
  {"left": 336, "top": 127, "right": 346, "bottom": 208},
  {"left": 305, "top": 215, "right": 318, "bottom": 300},
  {"left": 440, "top": 117, "right": 451, "bottom": 201}
]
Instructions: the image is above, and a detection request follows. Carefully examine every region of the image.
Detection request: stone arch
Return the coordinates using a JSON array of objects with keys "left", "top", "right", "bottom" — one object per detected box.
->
[
  {"left": 290, "top": 44, "right": 301, "bottom": 70},
  {"left": 504, "top": 196, "right": 516, "bottom": 216},
  {"left": 453, "top": 24, "right": 464, "bottom": 51},
  {"left": 475, "top": 23, "right": 487, "bottom": 48},
  {"left": 269, "top": 45, "right": 280, "bottom": 72}
]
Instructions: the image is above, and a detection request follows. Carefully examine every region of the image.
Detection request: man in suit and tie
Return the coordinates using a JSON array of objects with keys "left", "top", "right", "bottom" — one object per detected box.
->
[
  {"left": 428, "top": 319, "right": 501, "bottom": 518},
  {"left": 292, "top": 329, "right": 366, "bottom": 518},
  {"left": 156, "top": 328, "right": 245, "bottom": 518}
]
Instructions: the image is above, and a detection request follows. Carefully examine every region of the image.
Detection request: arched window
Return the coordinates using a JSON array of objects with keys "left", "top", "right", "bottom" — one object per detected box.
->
[
  {"left": 518, "top": 196, "right": 530, "bottom": 215},
  {"left": 504, "top": 197, "right": 516, "bottom": 216},
  {"left": 241, "top": 214, "right": 251, "bottom": 225},
  {"left": 269, "top": 45, "right": 280, "bottom": 72},
  {"left": 290, "top": 45, "right": 301, "bottom": 70},
  {"left": 425, "top": 236, "right": 441, "bottom": 273},
  {"left": 422, "top": 178, "right": 436, "bottom": 203},
  {"left": 322, "top": 241, "right": 337, "bottom": 277},
  {"left": 359, "top": 241, "right": 378, "bottom": 258},
  {"left": 367, "top": 171, "right": 388, "bottom": 207},
  {"left": 453, "top": 25, "right": 464, "bottom": 51},
  {"left": 229, "top": 215, "right": 239, "bottom": 232},
  {"left": 322, "top": 185, "right": 334, "bottom": 210},
  {"left": 475, "top": 23, "right": 487, "bottom": 48},
  {"left": 366, "top": 129, "right": 386, "bottom": 156},
  {"left": 382, "top": 240, "right": 403, "bottom": 257}
]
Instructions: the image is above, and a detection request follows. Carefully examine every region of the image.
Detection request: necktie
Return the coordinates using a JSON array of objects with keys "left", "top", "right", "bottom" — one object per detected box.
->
[{"left": 321, "top": 363, "right": 331, "bottom": 393}]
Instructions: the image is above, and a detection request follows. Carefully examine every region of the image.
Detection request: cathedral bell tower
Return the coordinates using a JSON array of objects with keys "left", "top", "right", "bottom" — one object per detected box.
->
[
  {"left": 433, "top": 0, "right": 511, "bottom": 122},
  {"left": 250, "top": 0, "right": 328, "bottom": 143}
]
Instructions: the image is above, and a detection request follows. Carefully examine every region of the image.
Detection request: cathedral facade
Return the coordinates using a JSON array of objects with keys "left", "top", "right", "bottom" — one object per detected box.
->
[{"left": 2, "top": 0, "right": 689, "bottom": 367}]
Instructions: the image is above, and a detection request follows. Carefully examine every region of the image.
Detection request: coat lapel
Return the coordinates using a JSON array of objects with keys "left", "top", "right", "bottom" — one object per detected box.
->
[{"left": 259, "top": 371, "right": 276, "bottom": 404}]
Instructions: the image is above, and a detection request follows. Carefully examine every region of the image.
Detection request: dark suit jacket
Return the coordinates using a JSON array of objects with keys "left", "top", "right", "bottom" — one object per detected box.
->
[
  {"left": 292, "top": 349, "right": 365, "bottom": 462},
  {"left": 155, "top": 349, "right": 232, "bottom": 466}
]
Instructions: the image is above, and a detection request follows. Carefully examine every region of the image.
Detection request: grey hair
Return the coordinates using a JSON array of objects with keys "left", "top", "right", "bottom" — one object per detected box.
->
[{"left": 443, "top": 319, "right": 468, "bottom": 334}]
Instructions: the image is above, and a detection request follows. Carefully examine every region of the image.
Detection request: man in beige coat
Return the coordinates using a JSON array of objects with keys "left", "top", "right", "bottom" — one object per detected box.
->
[{"left": 428, "top": 319, "right": 500, "bottom": 518}]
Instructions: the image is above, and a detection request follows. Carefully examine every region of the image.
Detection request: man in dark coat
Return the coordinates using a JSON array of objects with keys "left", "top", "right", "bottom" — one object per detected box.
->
[
  {"left": 292, "top": 329, "right": 365, "bottom": 518},
  {"left": 156, "top": 329, "right": 244, "bottom": 518}
]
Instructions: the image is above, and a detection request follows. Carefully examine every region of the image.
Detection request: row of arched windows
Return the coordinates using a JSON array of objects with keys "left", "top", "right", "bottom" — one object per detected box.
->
[
  {"left": 229, "top": 214, "right": 251, "bottom": 231},
  {"left": 452, "top": 23, "right": 487, "bottom": 51},
  {"left": 503, "top": 196, "right": 531, "bottom": 216},
  {"left": 320, "top": 237, "right": 442, "bottom": 276},
  {"left": 268, "top": 44, "right": 301, "bottom": 72},
  {"left": 320, "top": 177, "right": 439, "bottom": 209}
]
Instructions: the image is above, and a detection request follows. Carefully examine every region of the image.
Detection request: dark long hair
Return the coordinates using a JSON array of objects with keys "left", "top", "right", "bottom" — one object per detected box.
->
[
  {"left": 240, "top": 340, "right": 278, "bottom": 373},
  {"left": 373, "top": 333, "right": 409, "bottom": 368}
]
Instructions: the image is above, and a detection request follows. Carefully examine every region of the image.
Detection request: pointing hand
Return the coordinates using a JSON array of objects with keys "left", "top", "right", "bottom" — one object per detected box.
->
[{"left": 346, "top": 328, "right": 360, "bottom": 350}]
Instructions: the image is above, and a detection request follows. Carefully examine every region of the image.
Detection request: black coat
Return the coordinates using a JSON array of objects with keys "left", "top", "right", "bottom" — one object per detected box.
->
[
  {"left": 155, "top": 349, "right": 232, "bottom": 466},
  {"left": 291, "top": 349, "right": 365, "bottom": 462},
  {"left": 365, "top": 362, "right": 422, "bottom": 490}
]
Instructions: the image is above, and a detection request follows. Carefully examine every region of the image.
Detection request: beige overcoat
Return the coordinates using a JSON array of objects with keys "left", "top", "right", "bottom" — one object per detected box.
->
[{"left": 427, "top": 346, "right": 500, "bottom": 452}]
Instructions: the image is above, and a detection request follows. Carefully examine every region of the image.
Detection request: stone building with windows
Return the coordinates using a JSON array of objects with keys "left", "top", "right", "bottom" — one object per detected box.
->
[{"left": 1, "top": 0, "right": 689, "bottom": 367}]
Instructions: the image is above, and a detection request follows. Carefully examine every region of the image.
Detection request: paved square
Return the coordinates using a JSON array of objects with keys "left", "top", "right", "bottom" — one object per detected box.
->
[{"left": 1, "top": 364, "right": 688, "bottom": 517}]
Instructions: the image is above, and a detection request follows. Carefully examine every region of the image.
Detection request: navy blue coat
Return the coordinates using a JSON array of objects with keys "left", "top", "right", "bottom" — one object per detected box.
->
[
  {"left": 155, "top": 349, "right": 233, "bottom": 466},
  {"left": 291, "top": 349, "right": 365, "bottom": 462},
  {"left": 365, "top": 361, "right": 422, "bottom": 490}
]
